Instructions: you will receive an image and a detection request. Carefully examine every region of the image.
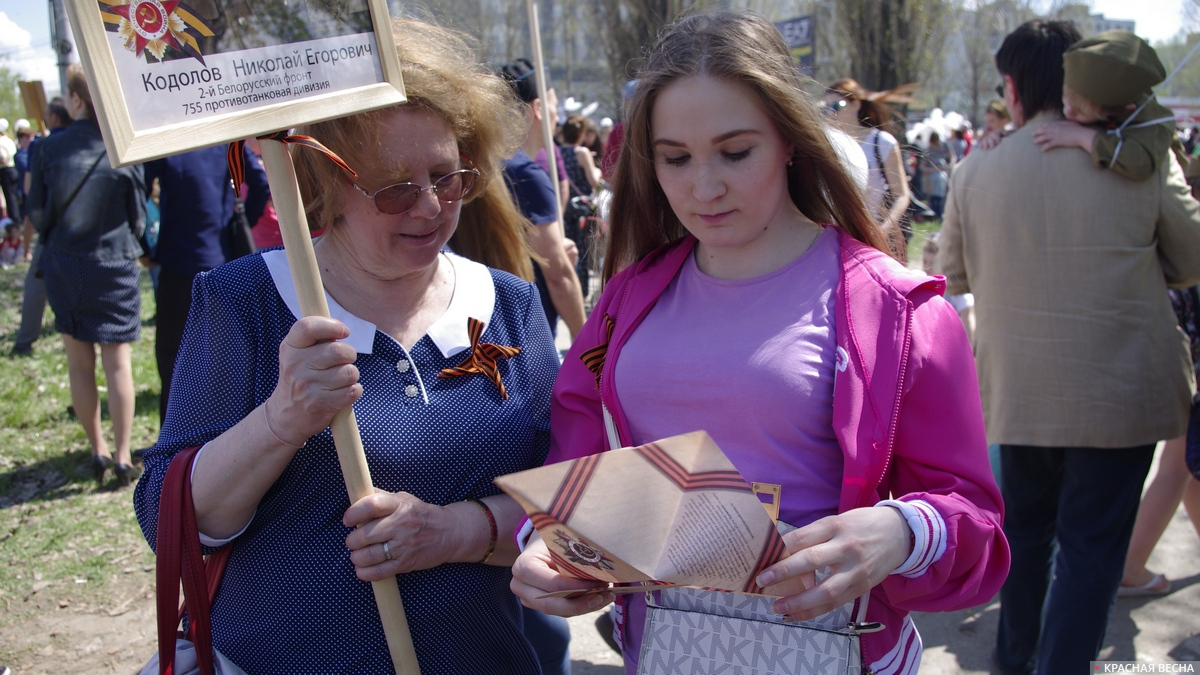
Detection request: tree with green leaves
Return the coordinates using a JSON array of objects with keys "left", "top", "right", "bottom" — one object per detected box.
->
[{"left": 0, "top": 62, "right": 24, "bottom": 130}]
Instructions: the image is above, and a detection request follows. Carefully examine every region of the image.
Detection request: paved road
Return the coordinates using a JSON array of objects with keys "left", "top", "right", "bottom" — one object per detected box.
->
[{"left": 563, "top": 446, "right": 1200, "bottom": 673}]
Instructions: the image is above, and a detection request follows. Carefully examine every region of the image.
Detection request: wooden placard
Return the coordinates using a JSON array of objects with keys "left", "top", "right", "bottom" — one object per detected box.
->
[
  {"left": 18, "top": 81, "right": 49, "bottom": 135},
  {"left": 63, "top": 0, "right": 405, "bottom": 166}
]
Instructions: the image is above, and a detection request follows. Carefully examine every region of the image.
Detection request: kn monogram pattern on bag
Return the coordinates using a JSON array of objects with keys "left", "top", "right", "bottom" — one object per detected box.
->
[{"left": 638, "top": 586, "right": 862, "bottom": 675}]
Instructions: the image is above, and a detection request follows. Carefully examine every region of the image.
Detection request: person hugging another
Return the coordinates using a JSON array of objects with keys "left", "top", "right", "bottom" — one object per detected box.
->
[{"left": 1033, "top": 30, "right": 1187, "bottom": 180}]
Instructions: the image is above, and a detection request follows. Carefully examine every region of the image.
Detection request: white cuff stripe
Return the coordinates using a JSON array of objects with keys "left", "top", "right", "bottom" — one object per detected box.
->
[
  {"left": 912, "top": 500, "right": 947, "bottom": 574},
  {"left": 876, "top": 499, "right": 946, "bottom": 578}
]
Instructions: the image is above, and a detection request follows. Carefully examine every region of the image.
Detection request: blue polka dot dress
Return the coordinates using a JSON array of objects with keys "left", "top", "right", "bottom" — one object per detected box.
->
[{"left": 133, "top": 249, "right": 558, "bottom": 674}]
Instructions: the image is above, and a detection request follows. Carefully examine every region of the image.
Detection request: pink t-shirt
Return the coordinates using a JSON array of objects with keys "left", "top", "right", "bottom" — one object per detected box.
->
[
  {"left": 614, "top": 227, "right": 845, "bottom": 672},
  {"left": 616, "top": 226, "right": 844, "bottom": 528}
]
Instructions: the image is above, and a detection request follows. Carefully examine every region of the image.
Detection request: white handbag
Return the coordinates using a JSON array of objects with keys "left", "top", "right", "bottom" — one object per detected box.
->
[
  {"left": 140, "top": 641, "right": 247, "bottom": 675},
  {"left": 600, "top": 406, "right": 882, "bottom": 675},
  {"left": 637, "top": 584, "right": 879, "bottom": 675}
]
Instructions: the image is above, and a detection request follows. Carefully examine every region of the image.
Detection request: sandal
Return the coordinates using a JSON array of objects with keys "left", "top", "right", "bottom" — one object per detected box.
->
[{"left": 1118, "top": 572, "right": 1171, "bottom": 597}]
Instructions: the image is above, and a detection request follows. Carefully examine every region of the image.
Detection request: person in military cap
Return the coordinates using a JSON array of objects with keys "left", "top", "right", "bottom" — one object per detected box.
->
[{"left": 1030, "top": 30, "right": 1185, "bottom": 180}]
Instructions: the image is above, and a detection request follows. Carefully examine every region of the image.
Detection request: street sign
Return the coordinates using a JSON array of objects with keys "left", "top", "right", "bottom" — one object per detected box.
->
[{"left": 776, "top": 15, "right": 815, "bottom": 75}]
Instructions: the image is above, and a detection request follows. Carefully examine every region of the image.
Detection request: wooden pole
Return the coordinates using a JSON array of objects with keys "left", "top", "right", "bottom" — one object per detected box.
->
[
  {"left": 257, "top": 138, "right": 422, "bottom": 675},
  {"left": 526, "top": 0, "right": 563, "bottom": 235}
]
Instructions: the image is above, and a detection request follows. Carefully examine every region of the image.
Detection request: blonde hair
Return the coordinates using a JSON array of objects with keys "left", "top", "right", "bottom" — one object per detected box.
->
[
  {"left": 986, "top": 99, "right": 1010, "bottom": 121},
  {"left": 66, "top": 63, "right": 96, "bottom": 121},
  {"left": 606, "top": 11, "right": 886, "bottom": 279},
  {"left": 294, "top": 19, "right": 534, "bottom": 280},
  {"left": 1063, "top": 84, "right": 1127, "bottom": 121}
]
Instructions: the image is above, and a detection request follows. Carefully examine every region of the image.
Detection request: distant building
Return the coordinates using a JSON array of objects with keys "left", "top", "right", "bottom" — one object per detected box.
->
[{"left": 1049, "top": 4, "right": 1136, "bottom": 37}]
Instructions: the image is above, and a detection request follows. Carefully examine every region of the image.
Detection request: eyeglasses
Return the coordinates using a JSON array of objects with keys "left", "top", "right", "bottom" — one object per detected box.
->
[
  {"left": 827, "top": 99, "right": 849, "bottom": 114},
  {"left": 352, "top": 168, "right": 479, "bottom": 215},
  {"left": 996, "top": 82, "right": 1005, "bottom": 98}
]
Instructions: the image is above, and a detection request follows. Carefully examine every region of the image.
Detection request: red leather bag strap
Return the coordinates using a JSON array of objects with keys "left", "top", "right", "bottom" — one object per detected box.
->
[{"left": 155, "top": 445, "right": 230, "bottom": 675}]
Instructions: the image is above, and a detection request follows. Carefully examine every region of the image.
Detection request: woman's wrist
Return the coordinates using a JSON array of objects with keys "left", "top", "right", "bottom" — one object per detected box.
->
[
  {"left": 876, "top": 499, "right": 947, "bottom": 577},
  {"left": 443, "top": 499, "right": 497, "bottom": 564},
  {"left": 466, "top": 498, "right": 498, "bottom": 564},
  {"left": 261, "top": 397, "right": 306, "bottom": 449}
]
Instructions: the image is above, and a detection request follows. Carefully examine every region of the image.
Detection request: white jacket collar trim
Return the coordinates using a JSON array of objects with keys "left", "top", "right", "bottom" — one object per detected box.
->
[
  {"left": 426, "top": 252, "right": 496, "bottom": 358},
  {"left": 263, "top": 249, "right": 495, "bottom": 358}
]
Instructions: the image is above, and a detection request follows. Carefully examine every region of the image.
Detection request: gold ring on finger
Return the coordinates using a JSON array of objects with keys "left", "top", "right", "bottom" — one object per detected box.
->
[{"left": 382, "top": 541, "right": 393, "bottom": 561}]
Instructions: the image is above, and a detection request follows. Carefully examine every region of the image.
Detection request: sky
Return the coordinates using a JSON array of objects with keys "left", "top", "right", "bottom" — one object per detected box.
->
[{"left": 1, "top": 1, "right": 1194, "bottom": 98}]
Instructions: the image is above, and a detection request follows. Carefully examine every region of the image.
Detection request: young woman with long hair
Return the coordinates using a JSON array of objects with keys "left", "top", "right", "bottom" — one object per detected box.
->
[{"left": 511, "top": 11, "right": 1008, "bottom": 675}]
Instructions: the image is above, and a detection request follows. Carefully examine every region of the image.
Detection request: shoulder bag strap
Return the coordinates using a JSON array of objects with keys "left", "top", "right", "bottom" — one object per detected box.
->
[
  {"left": 40, "top": 150, "right": 106, "bottom": 245},
  {"left": 156, "top": 446, "right": 230, "bottom": 675},
  {"left": 872, "top": 130, "right": 892, "bottom": 199}
]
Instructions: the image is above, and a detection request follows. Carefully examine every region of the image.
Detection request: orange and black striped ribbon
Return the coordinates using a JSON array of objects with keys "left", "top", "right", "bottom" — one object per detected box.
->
[
  {"left": 226, "top": 131, "right": 357, "bottom": 190},
  {"left": 632, "top": 441, "right": 785, "bottom": 593},
  {"left": 546, "top": 454, "right": 601, "bottom": 524},
  {"left": 529, "top": 511, "right": 565, "bottom": 531},
  {"left": 439, "top": 317, "right": 522, "bottom": 400},
  {"left": 745, "top": 532, "right": 788, "bottom": 594},
  {"left": 580, "top": 313, "right": 616, "bottom": 389},
  {"left": 634, "top": 443, "right": 752, "bottom": 493}
]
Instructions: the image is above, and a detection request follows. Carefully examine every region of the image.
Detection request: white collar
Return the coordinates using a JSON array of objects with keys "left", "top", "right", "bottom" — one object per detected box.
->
[{"left": 262, "top": 249, "right": 495, "bottom": 357}]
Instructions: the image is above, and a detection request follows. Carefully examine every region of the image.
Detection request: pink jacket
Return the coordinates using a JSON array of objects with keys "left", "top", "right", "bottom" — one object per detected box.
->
[{"left": 548, "top": 229, "right": 1009, "bottom": 672}]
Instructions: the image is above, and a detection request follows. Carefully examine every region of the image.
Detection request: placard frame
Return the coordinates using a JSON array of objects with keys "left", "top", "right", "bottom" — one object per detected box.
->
[{"left": 63, "top": 0, "right": 405, "bottom": 166}]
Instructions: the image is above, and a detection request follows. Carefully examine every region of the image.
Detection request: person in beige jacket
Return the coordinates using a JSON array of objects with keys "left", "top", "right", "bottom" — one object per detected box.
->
[{"left": 938, "top": 20, "right": 1200, "bottom": 675}]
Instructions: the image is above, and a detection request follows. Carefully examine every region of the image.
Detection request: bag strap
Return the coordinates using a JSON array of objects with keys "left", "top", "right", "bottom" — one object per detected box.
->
[
  {"left": 225, "top": 171, "right": 247, "bottom": 218},
  {"left": 871, "top": 130, "right": 892, "bottom": 199},
  {"left": 155, "top": 445, "right": 231, "bottom": 675},
  {"left": 41, "top": 150, "right": 106, "bottom": 245}
]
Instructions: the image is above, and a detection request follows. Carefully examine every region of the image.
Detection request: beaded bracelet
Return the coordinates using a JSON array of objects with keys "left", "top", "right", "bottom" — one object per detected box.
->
[{"left": 467, "top": 498, "right": 497, "bottom": 564}]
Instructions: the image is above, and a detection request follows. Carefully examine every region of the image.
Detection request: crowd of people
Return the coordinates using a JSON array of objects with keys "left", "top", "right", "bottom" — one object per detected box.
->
[{"left": 2, "top": 8, "right": 1199, "bottom": 675}]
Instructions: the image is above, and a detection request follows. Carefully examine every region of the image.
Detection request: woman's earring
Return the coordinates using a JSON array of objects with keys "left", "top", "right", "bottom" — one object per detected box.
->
[{"left": 787, "top": 159, "right": 794, "bottom": 167}]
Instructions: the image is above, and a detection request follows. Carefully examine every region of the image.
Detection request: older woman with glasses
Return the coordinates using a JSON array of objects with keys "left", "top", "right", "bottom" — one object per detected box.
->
[{"left": 133, "top": 19, "right": 558, "bottom": 674}]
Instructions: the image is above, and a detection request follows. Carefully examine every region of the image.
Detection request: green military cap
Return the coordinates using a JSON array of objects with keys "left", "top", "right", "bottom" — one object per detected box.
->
[{"left": 1064, "top": 30, "right": 1165, "bottom": 107}]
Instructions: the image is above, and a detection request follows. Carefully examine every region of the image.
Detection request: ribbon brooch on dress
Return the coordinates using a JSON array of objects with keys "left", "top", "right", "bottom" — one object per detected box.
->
[
  {"left": 439, "top": 317, "right": 522, "bottom": 400},
  {"left": 580, "top": 313, "right": 616, "bottom": 389}
]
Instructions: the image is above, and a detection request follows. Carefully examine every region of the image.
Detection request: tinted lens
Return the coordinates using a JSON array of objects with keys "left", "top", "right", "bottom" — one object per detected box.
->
[
  {"left": 366, "top": 170, "right": 477, "bottom": 214},
  {"left": 433, "top": 171, "right": 468, "bottom": 201},
  {"left": 996, "top": 83, "right": 1004, "bottom": 98},
  {"left": 374, "top": 183, "right": 422, "bottom": 214}
]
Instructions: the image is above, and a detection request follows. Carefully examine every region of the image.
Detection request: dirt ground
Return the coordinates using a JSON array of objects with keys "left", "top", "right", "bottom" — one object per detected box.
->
[{"left": 1, "top": 564, "right": 158, "bottom": 673}]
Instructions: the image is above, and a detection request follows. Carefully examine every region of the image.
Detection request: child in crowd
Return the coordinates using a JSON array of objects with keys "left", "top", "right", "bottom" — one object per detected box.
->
[
  {"left": 1032, "top": 30, "right": 1187, "bottom": 179},
  {"left": 0, "top": 220, "right": 22, "bottom": 267}
]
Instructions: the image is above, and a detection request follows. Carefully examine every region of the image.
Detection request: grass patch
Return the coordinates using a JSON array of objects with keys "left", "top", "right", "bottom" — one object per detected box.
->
[
  {"left": 906, "top": 218, "right": 942, "bottom": 271},
  {"left": 0, "top": 261, "right": 161, "bottom": 640}
]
